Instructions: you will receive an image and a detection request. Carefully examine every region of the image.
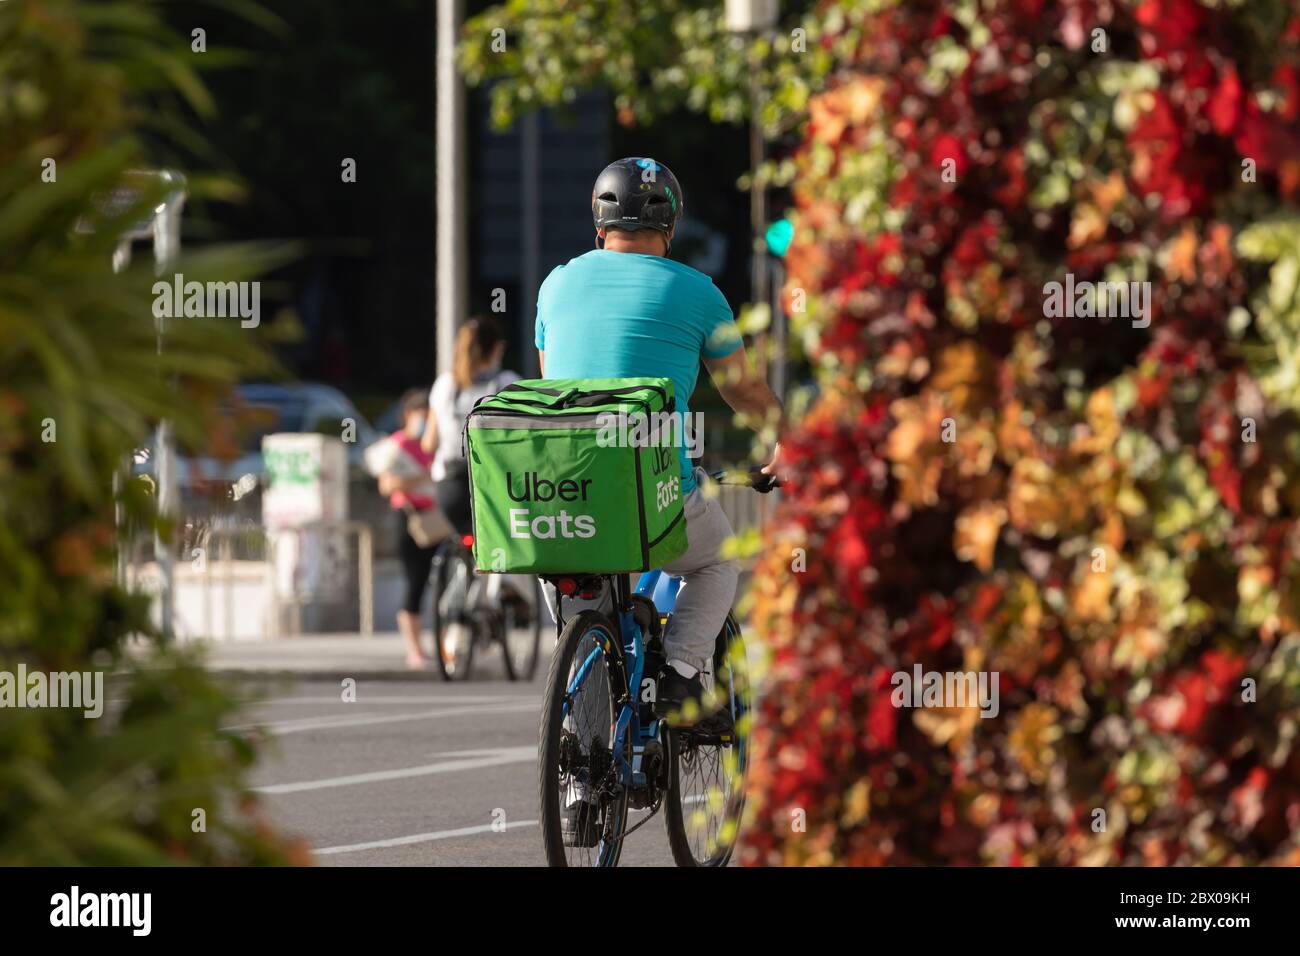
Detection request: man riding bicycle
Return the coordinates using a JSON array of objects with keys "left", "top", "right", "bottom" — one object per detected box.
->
[{"left": 535, "top": 156, "right": 785, "bottom": 728}]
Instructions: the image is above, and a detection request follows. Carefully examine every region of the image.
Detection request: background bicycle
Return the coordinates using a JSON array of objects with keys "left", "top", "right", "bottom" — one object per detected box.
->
[{"left": 430, "top": 533, "right": 544, "bottom": 682}]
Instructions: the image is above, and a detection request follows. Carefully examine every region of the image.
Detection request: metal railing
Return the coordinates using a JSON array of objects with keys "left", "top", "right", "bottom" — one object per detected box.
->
[
  {"left": 125, "top": 518, "right": 374, "bottom": 640},
  {"left": 263, "top": 520, "right": 374, "bottom": 639},
  {"left": 713, "top": 481, "right": 775, "bottom": 538}
]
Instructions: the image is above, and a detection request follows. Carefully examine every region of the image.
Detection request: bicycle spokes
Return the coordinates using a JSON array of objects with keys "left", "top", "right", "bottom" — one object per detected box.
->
[
  {"left": 665, "top": 633, "right": 750, "bottom": 867},
  {"left": 556, "top": 630, "right": 625, "bottom": 866}
]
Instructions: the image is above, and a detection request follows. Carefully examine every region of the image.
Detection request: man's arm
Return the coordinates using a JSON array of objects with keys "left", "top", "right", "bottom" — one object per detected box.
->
[
  {"left": 703, "top": 345, "right": 787, "bottom": 477},
  {"left": 537, "top": 350, "right": 544, "bottom": 376}
]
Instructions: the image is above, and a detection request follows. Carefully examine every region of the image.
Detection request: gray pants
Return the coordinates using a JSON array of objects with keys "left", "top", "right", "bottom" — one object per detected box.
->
[{"left": 542, "top": 469, "right": 739, "bottom": 672}]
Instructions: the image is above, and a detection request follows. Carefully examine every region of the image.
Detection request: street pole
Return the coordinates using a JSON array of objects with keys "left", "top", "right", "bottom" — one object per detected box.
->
[
  {"left": 152, "top": 180, "right": 185, "bottom": 641},
  {"left": 749, "top": 63, "right": 767, "bottom": 312},
  {"left": 521, "top": 112, "right": 541, "bottom": 377},
  {"left": 436, "top": 0, "right": 468, "bottom": 376},
  {"left": 728, "top": 1, "right": 779, "bottom": 383},
  {"left": 96, "top": 171, "right": 186, "bottom": 641}
]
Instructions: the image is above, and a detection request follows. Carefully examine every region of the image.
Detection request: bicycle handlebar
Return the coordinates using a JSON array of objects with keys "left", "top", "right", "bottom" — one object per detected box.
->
[{"left": 708, "top": 465, "right": 783, "bottom": 494}]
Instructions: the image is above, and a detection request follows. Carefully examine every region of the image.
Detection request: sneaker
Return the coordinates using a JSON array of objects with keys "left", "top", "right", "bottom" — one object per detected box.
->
[
  {"left": 657, "top": 665, "right": 733, "bottom": 733},
  {"left": 561, "top": 795, "right": 602, "bottom": 848}
]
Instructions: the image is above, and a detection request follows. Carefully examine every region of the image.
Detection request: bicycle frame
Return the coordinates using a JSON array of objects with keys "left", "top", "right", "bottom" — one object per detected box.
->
[{"left": 559, "top": 569, "right": 677, "bottom": 793}]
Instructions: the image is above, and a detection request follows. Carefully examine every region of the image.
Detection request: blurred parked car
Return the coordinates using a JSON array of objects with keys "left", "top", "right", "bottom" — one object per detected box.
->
[
  {"left": 134, "top": 382, "right": 381, "bottom": 501},
  {"left": 371, "top": 396, "right": 406, "bottom": 437}
]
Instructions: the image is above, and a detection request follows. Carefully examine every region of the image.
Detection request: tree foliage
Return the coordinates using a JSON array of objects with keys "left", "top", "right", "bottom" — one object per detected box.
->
[
  {"left": 460, "top": 0, "right": 829, "bottom": 135},
  {"left": 0, "top": 0, "right": 303, "bottom": 864},
  {"left": 741, "top": 0, "right": 1300, "bottom": 865}
]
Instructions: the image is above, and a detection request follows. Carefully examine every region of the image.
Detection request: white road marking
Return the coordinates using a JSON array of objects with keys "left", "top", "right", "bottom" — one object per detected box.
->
[
  {"left": 253, "top": 746, "right": 536, "bottom": 794},
  {"left": 226, "top": 700, "right": 538, "bottom": 736},
  {"left": 633, "top": 793, "right": 712, "bottom": 813},
  {"left": 314, "top": 819, "right": 539, "bottom": 855},
  {"left": 250, "top": 695, "right": 522, "bottom": 706}
]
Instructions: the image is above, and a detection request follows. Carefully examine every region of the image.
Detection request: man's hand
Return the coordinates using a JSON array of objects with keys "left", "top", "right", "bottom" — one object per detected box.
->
[{"left": 761, "top": 441, "right": 788, "bottom": 484}]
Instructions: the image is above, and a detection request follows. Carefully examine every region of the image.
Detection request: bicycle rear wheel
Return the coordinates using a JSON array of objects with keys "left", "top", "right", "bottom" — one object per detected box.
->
[
  {"left": 501, "top": 575, "right": 543, "bottom": 682},
  {"left": 539, "top": 609, "right": 629, "bottom": 867},
  {"left": 664, "top": 612, "right": 750, "bottom": 867},
  {"left": 431, "top": 545, "right": 476, "bottom": 681}
]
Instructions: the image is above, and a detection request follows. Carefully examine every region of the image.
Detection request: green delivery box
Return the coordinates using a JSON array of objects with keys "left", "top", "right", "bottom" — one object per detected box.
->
[{"left": 464, "top": 378, "right": 689, "bottom": 573}]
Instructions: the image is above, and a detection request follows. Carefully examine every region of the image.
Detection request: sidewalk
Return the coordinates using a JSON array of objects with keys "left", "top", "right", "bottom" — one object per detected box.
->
[{"left": 197, "top": 633, "right": 468, "bottom": 682}]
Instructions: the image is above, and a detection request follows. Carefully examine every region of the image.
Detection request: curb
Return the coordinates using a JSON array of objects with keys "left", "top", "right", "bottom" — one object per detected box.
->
[{"left": 208, "top": 668, "right": 451, "bottom": 683}]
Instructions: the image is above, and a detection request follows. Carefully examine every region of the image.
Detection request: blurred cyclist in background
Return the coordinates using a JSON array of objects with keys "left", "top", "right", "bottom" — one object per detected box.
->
[{"left": 422, "top": 315, "right": 520, "bottom": 537}]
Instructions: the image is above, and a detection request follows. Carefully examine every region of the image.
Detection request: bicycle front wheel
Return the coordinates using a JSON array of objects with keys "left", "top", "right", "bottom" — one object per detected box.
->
[
  {"left": 431, "top": 545, "right": 476, "bottom": 681},
  {"left": 538, "top": 609, "right": 629, "bottom": 867},
  {"left": 664, "top": 612, "right": 751, "bottom": 867}
]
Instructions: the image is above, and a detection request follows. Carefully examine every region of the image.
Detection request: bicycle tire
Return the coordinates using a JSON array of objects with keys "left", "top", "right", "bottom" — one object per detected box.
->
[
  {"left": 501, "top": 575, "right": 543, "bottom": 682},
  {"left": 539, "top": 609, "right": 629, "bottom": 867},
  {"left": 663, "top": 612, "right": 750, "bottom": 867},
  {"left": 431, "top": 545, "right": 476, "bottom": 681}
]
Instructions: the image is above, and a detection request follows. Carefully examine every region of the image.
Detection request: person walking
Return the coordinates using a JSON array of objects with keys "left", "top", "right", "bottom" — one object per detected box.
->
[{"left": 376, "top": 389, "right": 448, "bottom": 669}]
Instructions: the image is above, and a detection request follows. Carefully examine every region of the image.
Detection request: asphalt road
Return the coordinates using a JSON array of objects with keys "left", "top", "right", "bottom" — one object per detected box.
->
[{"left": 236, "top": 655, "right": 684, "bottom": 866}]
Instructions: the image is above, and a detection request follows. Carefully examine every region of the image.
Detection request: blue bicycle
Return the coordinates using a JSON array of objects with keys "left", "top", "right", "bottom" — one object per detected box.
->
[{"left": 537, "top": 468, "right": 777, "bottom": 867}]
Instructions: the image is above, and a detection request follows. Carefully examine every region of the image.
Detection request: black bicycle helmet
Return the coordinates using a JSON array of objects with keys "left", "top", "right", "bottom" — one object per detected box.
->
[{"left": 591, "top": 157, "right": 684, "bottom": 248}]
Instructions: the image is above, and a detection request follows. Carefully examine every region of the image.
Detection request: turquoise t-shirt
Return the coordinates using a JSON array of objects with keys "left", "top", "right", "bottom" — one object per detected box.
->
[{"left": 534, "top": 250, "right": 742, "bottom": 495}]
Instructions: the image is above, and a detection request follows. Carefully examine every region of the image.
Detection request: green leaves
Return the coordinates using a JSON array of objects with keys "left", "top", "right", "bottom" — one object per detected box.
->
[
  {"left": 0, "top": 0, "right": 296, "bottom": 865},
  {"left": 1237, "top": 218, "right": 1300, "bottom": 411},
  {"left": 460, "top": 0, "right": 830, "bottom": 135}
]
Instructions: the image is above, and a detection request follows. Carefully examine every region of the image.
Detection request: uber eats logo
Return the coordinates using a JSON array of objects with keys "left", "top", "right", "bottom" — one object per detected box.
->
[
  {"left": 655, "top": 475, "right": 679, "bottom": 512},
  {"left": 650, "top": 443, "right": 678, "bottom": 513},
  {"left": 506, "top": 471, "right": 596, "bottom": 539}
]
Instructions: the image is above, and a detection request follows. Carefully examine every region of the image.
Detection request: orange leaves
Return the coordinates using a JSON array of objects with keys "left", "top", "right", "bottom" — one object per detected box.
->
[
  {"left": 930, "top": 339, "right": 994, "bottom": 416},
  {"left": 1068, "top": 172, "right": 1128, "bottom": 249},
  {"left": 1076, "top": 386, "right": 1122, "bottom": 455},
  {"left": 1008, "top": 457, "right": 1080, "bottom": 538},
  {"left": 808, "top": 76, "right": 886, "bottom": 147},
  {"left": 954, "top": 502, "right": 1007, "bottom": 572},
  {"left": 1007, "top": 703, "right": 1063, "bottom": 786},
  {"left": 1161, "top": 221, "right": 1236, "bottom": 286},
  {"left": 1165, "top": 224, "right": 1199, "bottom": 283},
  {"left": 996, "top": 399, "right": 1037, "bottom": 464},
  {"left": 1069, "top": 563, "right": 1114, "bottom": 623},
  {"left": 886, "top": 392, "right": 949, "bottom": 507},
  {"left": 913, "top": 647, "right": 993, "bottom": 753},
  {"left": 886, "top": 342, "right": 1001, "bottom": 508}
]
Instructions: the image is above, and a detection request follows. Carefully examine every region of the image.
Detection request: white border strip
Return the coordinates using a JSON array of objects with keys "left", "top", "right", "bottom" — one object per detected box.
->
[
  {"left": 254, "top": 746, "right": 536, "bottom": 794},
  {"left": 315, "top": 819, "right": 539, "bottom": 855}
]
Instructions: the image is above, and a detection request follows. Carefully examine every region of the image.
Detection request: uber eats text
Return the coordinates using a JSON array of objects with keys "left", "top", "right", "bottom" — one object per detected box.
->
[
  {"left": 503, "top": 427, "right": 679, "bottom": 541},
  {"left": 507, "top": 471, "right": 596, "bottom": 539}
]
